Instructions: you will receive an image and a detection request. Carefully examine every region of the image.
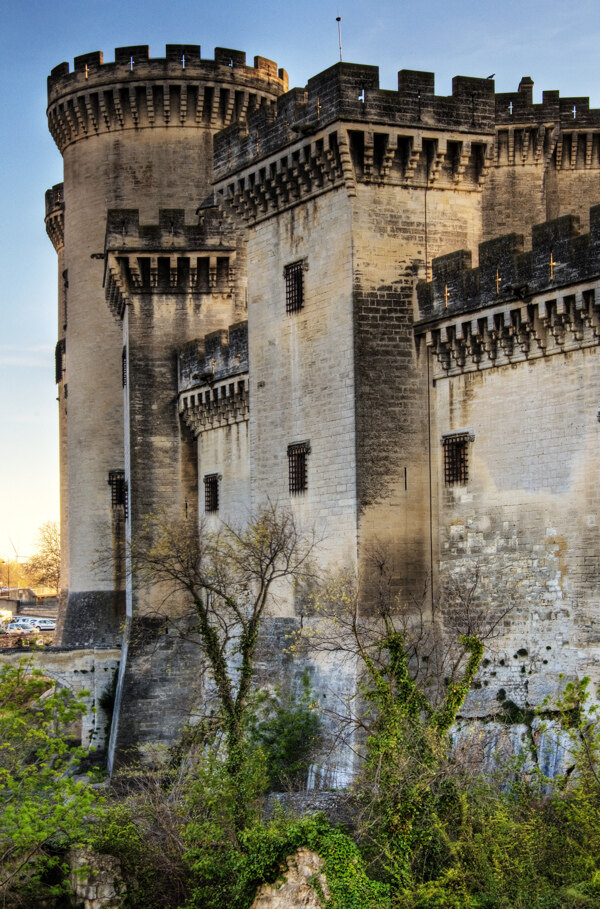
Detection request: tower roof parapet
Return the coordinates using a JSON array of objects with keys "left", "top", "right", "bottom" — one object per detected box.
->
[
  {"left": 104, "top": 207, "right": 235, "bottom": 253},
  {"left": 213, "top": 62, "right": 496, "bottom": 180},
  {"left": 178, "top": 323, "right": 249, "bottom": 435},
  {"left": 178, "top": 321, "right": 248, "bottom": 393},
  {"left": 47, "top": 45, "right": 288, "bottom": 153}
]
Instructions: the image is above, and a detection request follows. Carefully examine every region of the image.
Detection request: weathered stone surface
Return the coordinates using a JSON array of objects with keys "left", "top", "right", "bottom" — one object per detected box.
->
[
  {"left": 68, "top": 848, "right": 126, "bottom": 909},
  {"left": 250, "top": 848, "right": 328, "bottom": 909},
  {"left": 59, "top": 591, "right": 124, "bottom": 649}
]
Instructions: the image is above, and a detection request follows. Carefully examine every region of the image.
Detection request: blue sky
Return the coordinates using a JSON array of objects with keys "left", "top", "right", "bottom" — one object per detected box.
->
[{"left": 1, "top": 0, "right": 600, "bottom": 558}]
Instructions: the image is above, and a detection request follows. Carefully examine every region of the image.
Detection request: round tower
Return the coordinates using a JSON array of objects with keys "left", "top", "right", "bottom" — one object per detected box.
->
[
  {"left": 44, "top": 183, "right": 68, "bottom": 602},
  {"left": 46, "top": 45, "right": 288, "bottom": 647}
]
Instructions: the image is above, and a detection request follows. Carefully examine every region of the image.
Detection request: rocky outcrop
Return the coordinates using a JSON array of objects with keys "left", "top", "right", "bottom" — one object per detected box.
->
[
  {"left": 68, "top": 848, "right": 126, "bottom": 909},
  {"left": 250, "top": 848, "right": 329, "bottom": 909}
]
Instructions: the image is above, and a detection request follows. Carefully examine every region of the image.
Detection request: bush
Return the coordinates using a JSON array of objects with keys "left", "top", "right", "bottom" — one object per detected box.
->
[
  {"left": 247, "top": 670, "right": 322, "bottom": 792},
  {"left": 0, "top": 659, "right": 102, "bottom": 907},
  {"left": 185, "top": 813, "right": 390, "bottom": 909}
]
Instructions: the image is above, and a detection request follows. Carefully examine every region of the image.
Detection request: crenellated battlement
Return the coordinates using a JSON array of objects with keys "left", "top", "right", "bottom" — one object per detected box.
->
[
  {"left": 489, "top": 77, "right": 600, "bottom": 170},
  {"left": 178, "top": 322, "right": 249, "bottom": 434},
  {"left": 178, "top": 321, "right": 248, "bottom": 390},
  {"left": 416, "top": 207, "right": 600, "bottom": 375},
  {"left": 496, "top": 76, "right": 600, "bottom": 126},
  {"left": 212, "top": 69, "right": 600, "bottom": 185},
  {"left": 47, "top": 45, "right": 288, "bottom": 153},
  {"left": 213, "top": 63, "right": 497, "bottom": 183},
  {"left": 104, "top": 208, "right": 239, "bottom": 319},
  {"left": 211, "top": 66, "right": 499, "bottom": 223},
  {"left": 104, "top": 206, "right": 235, "bottom": 251},
  {"left": 418, "top": 206, "right": 600, "bottom": 318},
  {"left": 213, "top": 121, "right": 493, "bottom": 225},
  {"left": 44, "top": 182, "right": 65, "bottom": 252}
]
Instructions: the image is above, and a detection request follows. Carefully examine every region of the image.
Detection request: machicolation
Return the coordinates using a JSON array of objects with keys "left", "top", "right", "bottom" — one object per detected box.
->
[{"left": 47, "top": 45, "right": 288, "bottom": 152}]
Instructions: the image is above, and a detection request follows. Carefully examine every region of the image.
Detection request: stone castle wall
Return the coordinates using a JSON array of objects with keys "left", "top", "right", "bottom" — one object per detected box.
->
[
  {"left": 0, "top": 648, "right": 120, "bottom": 754},
  {"left": 45, "top": 185, "right": 69, "bottom": 625},
  {"left": 244, "top": 188, "right": 358, "bottom": 577},
  {"left": 45, "top": 45, "right": 600, "bottom": 771},
  {"left": 417, "top": 211, "right": 600, "bottom": 731},
  {"left": 103, "top": 209, "right": 247, "bottom": 757},
  {"left": 179, "top": 323, "right": 251, "bottom": 525},
  {"left": 350, "top": 180, "right": 484, "bottom": 598},
  {"left": 483, "top": 80, "right": 600, "bottom": 241},
  {"left": 431, "top": 350, "right": 600, "bottom": 715}
]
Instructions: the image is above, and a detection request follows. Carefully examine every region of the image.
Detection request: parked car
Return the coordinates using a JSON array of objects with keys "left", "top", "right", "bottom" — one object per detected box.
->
[
  {"left": 34, "top": 619, "right": 56, "bottom": 631},
  {"left": 13, "top": 617, "right": 55, "bottom": 631},
  {"left": 6, "top": 623, "right": 41, "bottom": 634}
]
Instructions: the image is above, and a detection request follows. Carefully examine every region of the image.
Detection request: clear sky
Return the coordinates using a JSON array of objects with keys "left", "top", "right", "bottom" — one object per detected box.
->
[{"left": 1, "top": 0, "right": 599, "bottom": 558}]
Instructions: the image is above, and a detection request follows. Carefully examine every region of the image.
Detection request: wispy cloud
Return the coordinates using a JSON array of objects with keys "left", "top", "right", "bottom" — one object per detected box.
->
[{"left": 0, "top": 344, "right": 52, "bottom": 368}]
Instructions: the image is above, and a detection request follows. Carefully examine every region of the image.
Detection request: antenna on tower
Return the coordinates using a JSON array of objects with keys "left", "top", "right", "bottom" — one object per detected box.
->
[{"left": 336, "top": 17, "right": 343, "bottom": 62}]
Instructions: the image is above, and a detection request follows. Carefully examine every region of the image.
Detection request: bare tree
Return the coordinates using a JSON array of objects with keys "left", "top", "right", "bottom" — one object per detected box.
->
[
  {"left": 129, "top": 505, "right": 317, "bottom": 794},
  {"left": 24, "top": 521, "right": 61, "bottom": 594},
  {"left": 292, "top": 550, "right": 517, "bottom": 778},
  {"left": 0, "top": 558, "right": 32, "bottom": 592}
]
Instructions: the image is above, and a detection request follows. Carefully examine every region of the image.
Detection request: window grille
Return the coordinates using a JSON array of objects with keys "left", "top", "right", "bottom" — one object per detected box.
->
[
  {"left": 204, "top": 474, "right": 219, "bottom": 513},
  {"left": 288, "top": 441, "right": 311, "bottom": 495},
  {"left": 442, "top": 433, "right": 472, "bottom": 486},
  {"left": 55, "top": 338, "right": 65, "bottom": 384},
  {"left": 284, "top": 260, "right": 305, "bottom": 313},
  {"left": 108, "top": 470, "right": 128, "bottom": 517},
  {"left": 122, "top": 347, "right": 127, "bottom": 388}
]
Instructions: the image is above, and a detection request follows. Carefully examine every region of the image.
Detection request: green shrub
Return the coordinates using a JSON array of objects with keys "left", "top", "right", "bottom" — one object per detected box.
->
[
  {"left": 185, "top": 813, "right": 390, "bottom": 909},
  {"left": 0, "top": 659, "right": 102, "bottom": 906},
  {"left": 247, "top": 670, "right": 322, "bottom": 791}
]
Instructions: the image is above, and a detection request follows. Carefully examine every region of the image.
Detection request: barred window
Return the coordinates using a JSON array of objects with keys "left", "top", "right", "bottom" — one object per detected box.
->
[
  {"left": 108, "top": 470, "right": 128, "bottom": 518},
  {"left": 284, "top": 260, "right": 305, "bottom": 313},
  {"left": 122, "top": 347, "right": 127, "bottom": 388},
  {"left": 204, "top": 474, "right": 220, "bottom": 513},
  {"left": 62, "top": 269, "right": 68, "bottom": 330},
  {"left": 288, "top": 441, "right": 311, "bottom": 495},
  {"left": 442, "top": 433, "right": 473, "bottom": 486},
  {"left": 55, "top": 338, "right": 66, "bottom": 384}
]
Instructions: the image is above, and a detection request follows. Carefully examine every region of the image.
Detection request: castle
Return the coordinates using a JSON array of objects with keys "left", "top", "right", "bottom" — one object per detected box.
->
[{"left": 45, "top": 44, "right": 600, "bottom": 773}]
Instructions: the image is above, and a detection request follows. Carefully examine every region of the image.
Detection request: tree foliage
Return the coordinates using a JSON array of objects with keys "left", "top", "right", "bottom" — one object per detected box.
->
[
  {"left": 297, "top": 560, "right": 486, "bottom": 894},
  {"left": 0, "top": 659, "right": 102, "bottom": 906},
  {"left": 9, "top": 535, "right": 600, "bottom": 909},
  {"left": 24, "top": 522, "right": 61, "bottom": 594},
  {"left": 0, "top": 559, "right": 33, "bottom": 593},
  {"left": 247, "top": 669, "right": 322, "bottom": 792}
]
